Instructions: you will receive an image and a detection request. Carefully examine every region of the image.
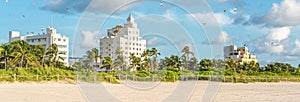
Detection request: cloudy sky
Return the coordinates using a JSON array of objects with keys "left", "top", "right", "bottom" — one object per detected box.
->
[{"left": 0, "top": 0, "right": 300, "bottom": 67}]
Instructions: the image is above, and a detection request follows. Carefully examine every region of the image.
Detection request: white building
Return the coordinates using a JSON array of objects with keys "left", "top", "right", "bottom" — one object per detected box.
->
[
  {"left": 224, "top": 45, "right": 257, "bottom": 63},
  {"left": 9, "top": 26, "right": 69, "bottom": 66},
  {"left": 100, "top": 14, "right": 146, "bottom": 66}
]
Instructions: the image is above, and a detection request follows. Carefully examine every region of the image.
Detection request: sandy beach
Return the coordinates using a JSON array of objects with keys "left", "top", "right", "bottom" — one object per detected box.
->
[{"left": 1, "top": 81, "right": 300, "bottom": 102}]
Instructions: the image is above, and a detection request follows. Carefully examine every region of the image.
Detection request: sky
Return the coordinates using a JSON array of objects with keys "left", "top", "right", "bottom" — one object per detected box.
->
[{"left": 0, "top": 0, "right": 300, "bottom": 67}]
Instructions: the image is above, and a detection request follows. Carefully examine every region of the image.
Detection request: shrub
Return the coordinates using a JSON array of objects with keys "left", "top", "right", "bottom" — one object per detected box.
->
[{"left": 163, "top": 71, "right": 178, "bottom": 82}]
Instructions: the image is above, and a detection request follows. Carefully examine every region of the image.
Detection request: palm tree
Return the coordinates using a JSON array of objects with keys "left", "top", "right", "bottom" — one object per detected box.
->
[
  {"left": 141, "top": 49, "right": 151, "bottom": 70},
  {"left": 0, "top": 44, "right": 11, "bottom": 70},
  {"left": 164, "top": 55, "right": 181, "bottom": 69},
  {"left": 199, "top": 59, "right": 212, "bottom": 71},
  {"left": 129, "top": 53, "right": 142, "bottom": 71},
  {"left": 181, "top": 46, "right": 194, "bottom": 69},
  {"left": 36, "top": 45, "right": 47, "bottom": 67},
  {"left": 189, "top": 57, "right": 198, "bottom": 71},
  {"left": 10, "top": 40, "right": 32, "bottom": 68},
  {"left": 47, "top": 44, "right": 65, "bottom": 67},
  {"left": 114, "top": 47, "right": 125, "bottom": 70},
  {"left": 91, "top": 48, "right": 101, "bottom": 66},
  {"left": 150, "top": 48, "right": 160, "bottom": 70},
  {"left": 101, "top": 56, "right": 113, "bottom": 71}
]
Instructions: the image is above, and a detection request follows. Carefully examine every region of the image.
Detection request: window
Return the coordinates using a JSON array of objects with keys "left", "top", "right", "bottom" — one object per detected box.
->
[
  {"left": 58, "top": 39, "right": 61, "bottom": 41},
  {"left": 38, "top": 39, "right": 41, "bottom": 42},
  {"left": 31, "top": 39, "right": 34, "bottom": 42},
  {"left": 63, "top": 39, "right": 66, "bottom": 42},
  {"left": 27, "top": 39, "right": 30, "bottom": 42},
  {"left": 109, "top": 44, "right": 111, "bottom": 46}
]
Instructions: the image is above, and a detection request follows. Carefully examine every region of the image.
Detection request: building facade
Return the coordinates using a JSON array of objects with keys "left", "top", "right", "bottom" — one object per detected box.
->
[
  {"left": 9, "top": 27, "right": 69, "bottom": 66},
  {"left": 224, "top": 45, "right": 257, "bottom": 63},
  {"left": 100, "top": 14, "right": 146, "bottom": 66}
]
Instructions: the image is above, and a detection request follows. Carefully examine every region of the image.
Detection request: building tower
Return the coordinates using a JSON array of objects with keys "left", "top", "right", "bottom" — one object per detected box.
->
[{"left": 100, "top": 14, "right": 147, "bottom": 69}]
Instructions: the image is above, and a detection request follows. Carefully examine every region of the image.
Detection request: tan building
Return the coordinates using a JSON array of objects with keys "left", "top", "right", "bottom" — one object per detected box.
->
[{"left": 224, "top": 45, "right": 257, "bottom": 63}]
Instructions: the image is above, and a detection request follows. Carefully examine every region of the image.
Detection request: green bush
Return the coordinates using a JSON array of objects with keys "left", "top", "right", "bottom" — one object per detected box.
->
[
  {"left": 163, "top": 71, "right": 178, "bottom": 82},
  {"left": 134, "top": 70, "right": 151, "bottom": 77}
]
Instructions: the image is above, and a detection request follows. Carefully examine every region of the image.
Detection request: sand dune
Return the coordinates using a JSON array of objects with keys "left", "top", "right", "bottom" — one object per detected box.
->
[{"left": 1, "top": 81, "right": 300, "bottom": 102}]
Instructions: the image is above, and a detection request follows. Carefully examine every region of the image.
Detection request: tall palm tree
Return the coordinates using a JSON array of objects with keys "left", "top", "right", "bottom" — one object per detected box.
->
[
  {"left": 91, "top": 48, "right": 101, "bottom": 66},
  {"left": 150, "top": 48, "right": 160, "bottom": 70},
  {"left": 114, "top": 47, "right": 125, "bottom": 70},
  {"left": 181, "top": 46, "right": 194, "bottom": 69},
  {"left": 0, "top": 44, "right": 11, "bottom": 70},
  {"left": 47, "top": 44, "right": 65, "bottom": 67},
  {"left": 141, "top": 49, "right": 151, "bottom": 70},
  {"left": 36, "top": 45, "right": 47, "bottom": 67}
]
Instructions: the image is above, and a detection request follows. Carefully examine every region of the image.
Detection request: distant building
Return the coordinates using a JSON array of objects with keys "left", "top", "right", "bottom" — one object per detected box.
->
[
  {"left": 224, "top": 45, "right": 257, "bottom": 63},
  {"left": 100, "top": 14, "right": 146, "bottom": 66},
  {"left": 9, "top": 26, "right": 69, "bottom": 66}
]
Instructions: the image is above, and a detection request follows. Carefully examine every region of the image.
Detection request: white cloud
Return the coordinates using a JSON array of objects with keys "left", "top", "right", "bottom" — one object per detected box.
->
[
  {"left": 284, "top": 56, "right": 298, "bottom": 61},
  {"left": 80, "top": 30, "right": 99, "bottom": 48},
  {"left": 202, "top": 31, "right": 232, "bottom": 45},
  {"left": 254, "top": 27, "right": 290, "bottom": 54},
  {"left": 266, "top": 27, "right": 291, "bottom": 42},
  {"left": 189, "top": 13, "right": 233, "bottom": 26},
  {"left": 251, "top": 0, "right": 300, "bottom": 27},
  {"left": 146, "top": 36, "right": 158, "bottom": 46}
]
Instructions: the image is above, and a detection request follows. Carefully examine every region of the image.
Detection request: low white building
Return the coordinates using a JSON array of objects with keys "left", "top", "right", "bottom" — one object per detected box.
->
[
  {"left": 224, "top": 45, "right": 257, "bottom": 63},
  {"left": 100, "top": 14, "right": 146, "bottom": 66},
  {"left": 9, "top": 26, "right": 69, "bottom": 66}
]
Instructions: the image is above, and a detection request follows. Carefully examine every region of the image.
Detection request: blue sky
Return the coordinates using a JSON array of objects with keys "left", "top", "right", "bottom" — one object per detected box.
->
[{"left": 1, "top": 0, "right": 300, "bottom": 67}]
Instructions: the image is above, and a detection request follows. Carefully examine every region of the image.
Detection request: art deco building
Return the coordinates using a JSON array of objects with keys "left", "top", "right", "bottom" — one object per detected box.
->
[{"left": 100, "top": 14, "right": 146, "bottom": 65}]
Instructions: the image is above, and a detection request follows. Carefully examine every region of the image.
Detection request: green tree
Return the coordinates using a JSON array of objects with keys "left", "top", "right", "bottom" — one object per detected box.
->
[
  {"left": 92, "top": 48, "right": 101, "bottom": 66},
  {"left": 101, "top": 56, "right": 113, "bottom": 71},
  {"left": 181, "top": 46, "right": 194, "bottom": 69},
  {"left": 141, "top": 49, "right": 151, "bottom": 70},
  {"left": 164, "top": 55, "right": 181, "bottom": 69},
  {"left": 113, "top": 47, "right": 125, "bottom": 70},
  {"left": 199, "top": 59, "right": 212, "bottom": 71},
  {"left": 46, "top": 44, "right": 65, "bottom": 67},
  {"left": 10, "top": 40, "right": 33, "bottom": 68},
  {"left": 0, "top": 44, "right": 11, "bottom": 70},
  {"left": 188, "top": 57, "right": 198, "bottom": 71},
  {"left": 150, "top": 48, "right": 160, "bottom": 70}
]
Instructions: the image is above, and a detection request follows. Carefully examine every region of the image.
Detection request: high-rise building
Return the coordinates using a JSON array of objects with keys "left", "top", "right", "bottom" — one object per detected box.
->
[
  {"left": 9, "top": 26, "right": 69, "bottom": 66},
  {"left": 224, "top": 45, "right": 257, "bottom": 63},
  {"left": 100, "top": 14, "right": 146, "bottom": 66}
]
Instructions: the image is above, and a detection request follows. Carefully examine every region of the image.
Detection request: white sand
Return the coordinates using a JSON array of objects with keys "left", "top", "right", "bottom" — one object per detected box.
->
[{"left": 1, "top": 81, "right": 300, "bottom": 102}]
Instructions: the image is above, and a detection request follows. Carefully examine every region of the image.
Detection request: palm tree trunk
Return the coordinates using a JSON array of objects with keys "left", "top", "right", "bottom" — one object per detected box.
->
[{"left": 4, "top": 58, "right": 7, "bottom": 70}]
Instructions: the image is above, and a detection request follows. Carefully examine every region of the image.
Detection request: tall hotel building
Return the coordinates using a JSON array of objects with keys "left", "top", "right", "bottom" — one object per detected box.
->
[
  {"left": 9, "top": 27, "right": 69, "bottom": 66},
  {"left": 100, "top": 14, "right": 146, "bottom": 65}
]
